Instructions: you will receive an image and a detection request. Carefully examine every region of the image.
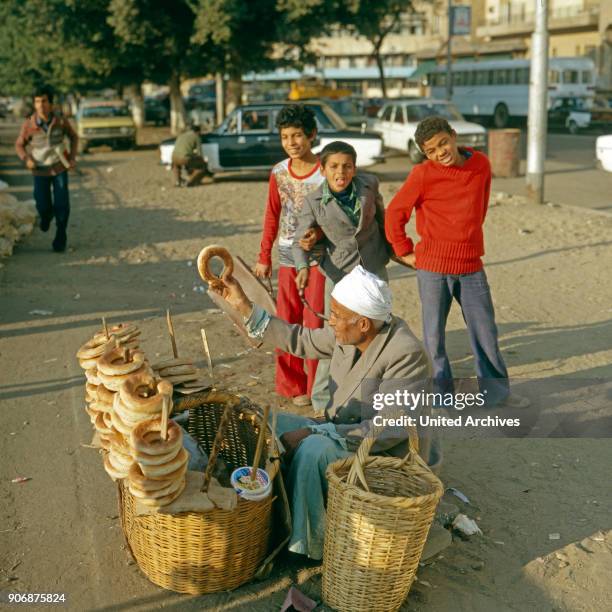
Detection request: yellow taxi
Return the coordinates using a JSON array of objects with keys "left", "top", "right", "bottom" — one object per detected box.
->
[{"left": 76, "top": 100, "right": 136, "bottom": 152}]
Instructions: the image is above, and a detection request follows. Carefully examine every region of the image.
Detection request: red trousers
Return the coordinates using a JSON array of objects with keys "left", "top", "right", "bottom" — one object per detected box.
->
[{"left": 275, "top": 265, "right": 325, "bottom": 398}]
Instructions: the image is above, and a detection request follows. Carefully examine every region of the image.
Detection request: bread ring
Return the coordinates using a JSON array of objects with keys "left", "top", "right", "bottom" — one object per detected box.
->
[
  {"left": 79, "top": 356, "right": 100, "bottom": 370},
  {"left": 137, "top": 478, "right": 186, "bottom": 507},
  {"left": 94, "top": 411, "right": 113, "bottom": 435},
  {"left": 99, "top": 435, "right": 112, "bottom": 451},
  {"left": 92, "top": 323, "right": 138, "bottom": 346},
  {"left": 85, "top": 368, "right": 101, "bottom": 386},
  {"left": 110, "top": 407, "right": 133, "bottom": 436},
  {"left": 133, "top": 444, "right": 181, "bottom": 466},
  {"left": 103, "top": 452, "right": 125, "bottom": 481},
  {"left": 113, "top": 393, "right": 154, "bottom": 426},
  {"left": 98, "top": 364, "right": 151, "bottom": 392},
  {"left": 76, "top": 336, "right": 114, "bottom": 360},
  {"left": 128, "top": 474, "right": 184, "bottom": 500},
  {"left": 108, "top": 448, "right": 134, "bottom": 472},
  {"left": 102, "top": 411, "right": 114, "bottom": 430},
  {"left": 119, "top": 373, "right": 170, "bottom": 415},
  {"left": 85, "top": 405, "right": 98, "bottom": 423},
  {"left": 97, "top": 347, "right": 146, "bottom": 377},
  {"left": 128, "top": 461, "right": 188, "bottom": 489},
  {"left": 197, "top": 245, "right": 233, "bottom": 290},
  {"left": 131, "top": 418, "right": 182, "bottom": 456},
  {"left": 107, "top": 432, "right": 131, "bottom": 454},
  {"left": 96, "top": 384, "right": 115, "bottom": 404},
  {"left": 139, "top": 448, "right": 188, "bottom": 478}
]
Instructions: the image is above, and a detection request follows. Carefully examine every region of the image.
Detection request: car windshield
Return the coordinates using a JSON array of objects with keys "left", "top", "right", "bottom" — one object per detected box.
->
[
  {"left": 308, "top": 104, "right": 348, "bottom": 130},
  {"left": 81, "top": 105, "right": 130, "bottom": 118},
  {"left": 329, "top": 99, "right": 361, "bottom": 116},
  {"left": 405, "top": 102, "right": 464, "bottom": 122}
]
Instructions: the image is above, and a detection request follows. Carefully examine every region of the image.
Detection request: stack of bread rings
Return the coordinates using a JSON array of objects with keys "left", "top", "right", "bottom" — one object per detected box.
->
[
  {"left": 112, "top": 374, "right": 172, "bottom": 439},
  {"left": 128, "top": 412, "right": 188, "bottom": 507},
  {"left": 103, "top": 432, "right": 135, "bottom": 481}
]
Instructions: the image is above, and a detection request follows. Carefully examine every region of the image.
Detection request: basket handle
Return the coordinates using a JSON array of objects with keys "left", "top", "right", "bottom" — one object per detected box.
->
[
  {"left": 346, "top": 422, "right": 420, "bottom": 491},
  {"left": 201, "top": 402, "right": 233, "bottom": 493}
]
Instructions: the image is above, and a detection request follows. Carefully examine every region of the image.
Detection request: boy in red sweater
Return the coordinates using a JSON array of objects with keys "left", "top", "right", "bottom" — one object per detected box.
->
[
  {"left": 385, "top": 116, "right": 527, "bottom": 408},
  {"left": 254, "top": 104, "right": 326, "bottom": 407}
]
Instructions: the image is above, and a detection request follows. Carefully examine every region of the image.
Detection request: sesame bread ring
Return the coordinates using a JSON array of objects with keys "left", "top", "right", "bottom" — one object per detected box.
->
[
  {"left": 103, "top": 452, "right": 125, "bottom": 481},
  {"left": 107, "top": 432, "right": 131, "bottom": 454},
  {"left": 139, "top": 448, "right": 188, "bottom": 478},
  {"left": 197, "top": 245, "right": 233, "bottom": 290},
  {"left": 79, "top": 356, "right": 100, "bottom": 370},
  {"left": 133, "top": 444, "right": 182, "bottom": 466},
  {"left": 110, "top": 407, "right": 133, "bottom": 437},
  {"left": 119, "top": 374, "right": 171, "bottom": 415},
  {"left": 128, "top": 474, "right": 184, "bottom": 500},
  {"left": 137, "top": 478, "right": 186, "bottom": 507},
  {"left": 102, "top": 411, "right": 114, "bottom": 430},
  {"left": 108, "top": 448, "right": 134, "bottom": 472},
  {"left": 128, "top": 461, "right": 188, "bottom": 489},
  {"left": 94, "top": 411, "right": 113, "bottom": 435},
  {"left": 92, "top": 398, "right": 113, "bottom": 414},
  {"left": 97, "top": 384, "right": 115, "bottom": 404},
  {"left": 85, "top": 367, "right": 101, "bottom": 386},
  {"left": 92, "top": 323, "right": 138, "bottom": 346},
  {"left": 97, "top": 348, "right": 146, "bottom": 377},
  {"left": 99, "top": 435, "right": 112, "bottom": 451},
  {"left": 131, "top": 418, "right": 182, "bottom": 456},
  {"left": 86, "top": 382, "right": 98, "bottom": 398},
  {"left": 113, "top": 393, "right": 153, "bottom": 426},
  {"left": 76, "top": 336, "right": 114, "bottom": 360},
  {"left": 98, "top": 363, "right": 151, "bottom": 392}
]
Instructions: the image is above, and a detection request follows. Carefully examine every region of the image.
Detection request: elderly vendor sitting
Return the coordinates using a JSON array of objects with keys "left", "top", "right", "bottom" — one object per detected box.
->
[{"left": 212, "top": 265, "right": 441, "bottom": 560}]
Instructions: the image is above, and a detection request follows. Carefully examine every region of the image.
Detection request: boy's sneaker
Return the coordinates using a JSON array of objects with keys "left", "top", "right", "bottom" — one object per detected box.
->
[{"left": 292, "top": 395, "right": 311, "bottom": 407}]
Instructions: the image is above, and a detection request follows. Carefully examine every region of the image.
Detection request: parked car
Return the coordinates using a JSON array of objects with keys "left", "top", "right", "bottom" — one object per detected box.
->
[
  {"left": 322, "top": 97, "right": 370, "bottom": 129},
  {"left": 144, "top": 97, "right": 169, "bottom": 126},
  {"left": 76, "top": 100, "right": 136, "bottom": 152},
  {"left": 159, "top": 100, "right": 385, "bottom": 172},
  {"left": 372, "top": 99, "right": 487, "bottom": 163},
  {"left": 596, "top": 134, "right": 612, "bottom": 172},
  {"left": 547, "top": 97, "right": 591, "bottom": 134}
]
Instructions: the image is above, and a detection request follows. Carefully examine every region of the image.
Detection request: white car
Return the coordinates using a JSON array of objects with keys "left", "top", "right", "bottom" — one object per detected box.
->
[
  {"left": 596, "top": 134, "right": 612, "bottom": 172},
  {"left": 159, "top": 101, "right": 385, "bottom": 172},
  {"left": 372, "top": 98, "right": 487, "bottom": 163}
]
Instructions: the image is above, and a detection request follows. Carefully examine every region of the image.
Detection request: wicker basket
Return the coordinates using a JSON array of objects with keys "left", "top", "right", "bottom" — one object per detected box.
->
[
  {"left": 119, "top": 390, "right": 279, "bottom": 595},
  {"left": 322, "top": 427, "right": 444, "bottom": 612}
]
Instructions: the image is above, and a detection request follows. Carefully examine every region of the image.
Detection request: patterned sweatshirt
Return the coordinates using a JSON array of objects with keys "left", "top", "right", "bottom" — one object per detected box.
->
[
  {"left": 15, "top": 113, "right": 78, "bottom": 177},
  {"left": 258, "top": 158, "right": 325, "bottom": 268}
]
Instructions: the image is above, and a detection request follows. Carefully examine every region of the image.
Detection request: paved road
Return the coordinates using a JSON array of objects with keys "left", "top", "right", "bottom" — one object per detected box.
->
[{"left": 369, "top": 131, "right": 612, "bottom": 212}]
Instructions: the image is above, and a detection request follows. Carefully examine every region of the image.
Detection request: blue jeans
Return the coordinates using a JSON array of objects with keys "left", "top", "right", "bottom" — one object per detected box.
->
[
  {"left": 417, "top": 269, "right": 509, "bottom": 405},
  {"left": 33, "top": 172, "right": 70, "bottom": 241}
]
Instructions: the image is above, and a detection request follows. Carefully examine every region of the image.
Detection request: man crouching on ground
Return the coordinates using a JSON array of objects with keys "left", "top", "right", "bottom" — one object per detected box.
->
[{"left": 210, "top": 264, "right": 441, "bottom": 559}]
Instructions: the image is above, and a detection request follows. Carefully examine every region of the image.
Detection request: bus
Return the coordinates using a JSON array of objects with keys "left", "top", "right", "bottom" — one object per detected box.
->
[{"left": 428, "top": 57, "right": 596, "bottom": 127}]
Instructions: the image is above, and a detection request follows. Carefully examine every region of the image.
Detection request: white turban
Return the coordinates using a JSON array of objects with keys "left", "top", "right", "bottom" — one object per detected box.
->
[{"left": 331, "top": 265, "right": 392, "bottom": 323}]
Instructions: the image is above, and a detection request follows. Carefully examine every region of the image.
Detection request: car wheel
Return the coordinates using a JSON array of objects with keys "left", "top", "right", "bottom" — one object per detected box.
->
[
  {"left": 493, "top": 103, "right": 509, "bottom": 129},
  {"left": 567, "top": 120, "right": 578, "bottom": 135},
  {"left": 408, "top": 140, "right": 424, "bottom": 164}
]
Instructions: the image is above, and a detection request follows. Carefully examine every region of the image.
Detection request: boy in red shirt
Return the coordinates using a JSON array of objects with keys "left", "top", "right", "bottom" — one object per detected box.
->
[
  {"left": 254, "top": 105, "right": 326, "bottom": 407},
  {"left": 385, "top": 116, "right": 527, "bottom": 408}
]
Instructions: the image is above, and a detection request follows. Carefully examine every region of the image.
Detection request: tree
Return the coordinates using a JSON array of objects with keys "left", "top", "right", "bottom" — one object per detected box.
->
[
  {"left": 338, "top": 0, "right": 419, "bottom": 98},
  {"left": 108, "top": 0, "right": 209, "bottom": 133}
]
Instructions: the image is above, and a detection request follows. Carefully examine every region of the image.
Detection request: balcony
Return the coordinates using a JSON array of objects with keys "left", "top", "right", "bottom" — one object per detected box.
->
[{"left": 476, "top": 5, "right": 600, "bottom": 38}]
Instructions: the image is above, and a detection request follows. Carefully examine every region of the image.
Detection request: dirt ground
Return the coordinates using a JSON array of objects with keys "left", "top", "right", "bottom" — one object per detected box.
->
[{"left": 1, "top": 122, "right": 611, "bottom": 611}]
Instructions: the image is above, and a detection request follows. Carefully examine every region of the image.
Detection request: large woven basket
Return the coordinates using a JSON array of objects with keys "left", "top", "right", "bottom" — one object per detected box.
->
[
  {"left": 119, "top": 390, "right": 280, "bottom": 595},
  {"left": 323, "top": 427, "right": 444, "bottom": 612}
]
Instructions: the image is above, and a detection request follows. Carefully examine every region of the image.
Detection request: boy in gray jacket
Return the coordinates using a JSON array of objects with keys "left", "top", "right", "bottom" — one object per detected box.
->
[{"left": 292, "top": 140, "right": 391, "bottom": 411}]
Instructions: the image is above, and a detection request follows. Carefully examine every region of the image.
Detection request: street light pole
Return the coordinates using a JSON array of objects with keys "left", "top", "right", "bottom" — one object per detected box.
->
[
  {"left": 446, "top": 0, "right": 453, "bottom": 100},
  {"left": 526, "top": 0, "right": 549, "bottom": 204}
]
